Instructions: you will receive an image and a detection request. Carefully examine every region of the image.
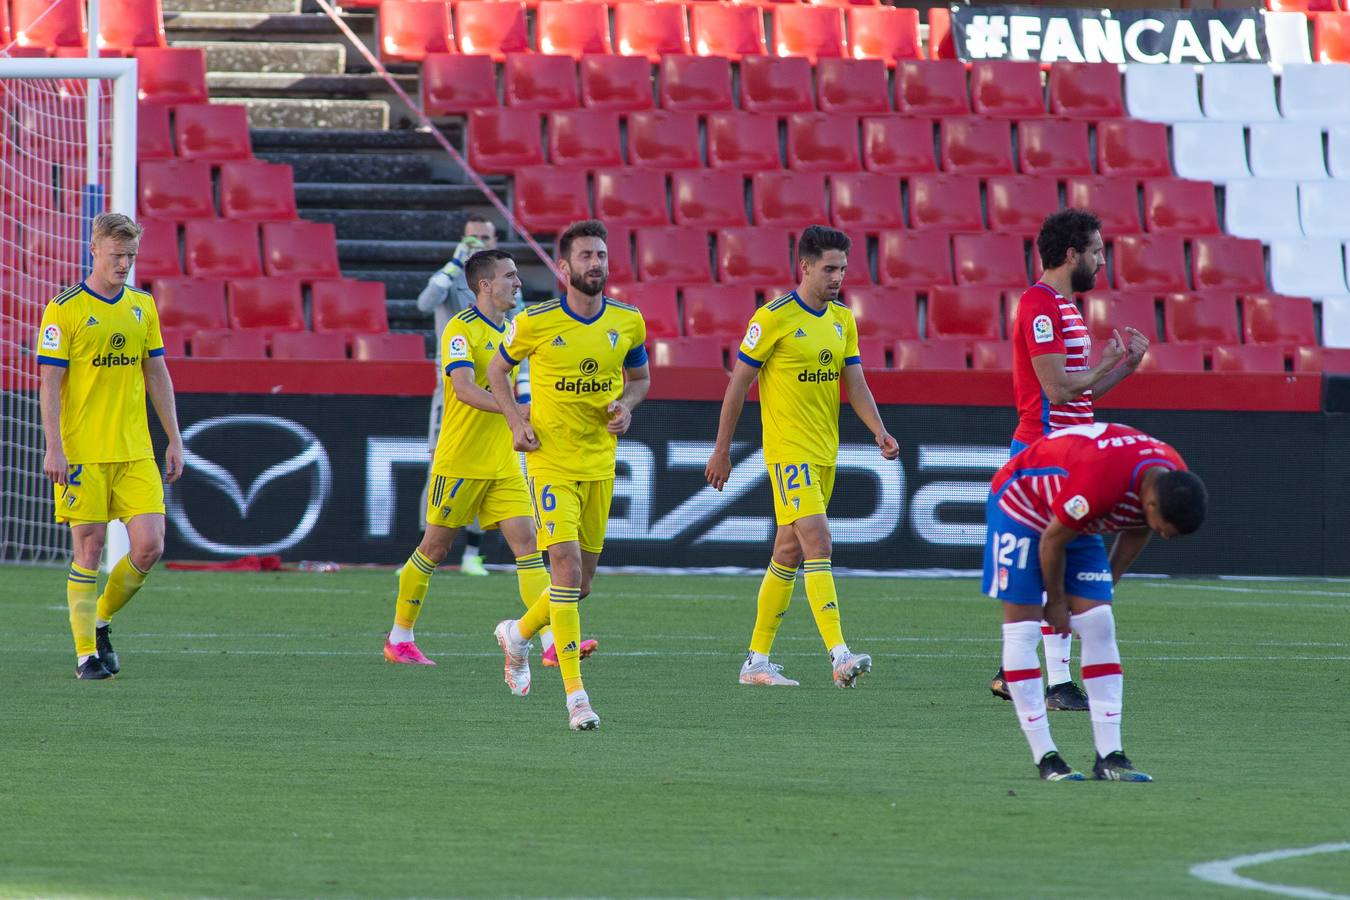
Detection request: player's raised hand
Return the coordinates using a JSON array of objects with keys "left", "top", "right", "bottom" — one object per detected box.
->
[
  {"left": 606, "top": 401, "right": 632, "bottom": 435},
  {"left": 876, "top": 431, "right": 900, "bottom": 461},
  {"left": 43, "top": 447, "right": 68, "bottom": 485},
  {"left": 512, "top": 420, "right": 540, "bottom": 452},
  {"left": 1102, "top": 329, "right": 1126, "bottom": 368},
  {"left": 1122, "top": 326, "right": 1149, "bottom": 369},
  {"left": 164, "top": 440, "right": 184, "bottom": 483},
  {"left": 705, "top": 447, "right": 732, "bottom": 491}
]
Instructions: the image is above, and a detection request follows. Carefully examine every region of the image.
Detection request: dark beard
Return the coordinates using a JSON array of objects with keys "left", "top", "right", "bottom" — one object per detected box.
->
[
  {"left": 1070, "top": 260, "right": 1097, "bottom": 293},
  {"left": 570, "top": 269, "right": 606, "bottom": 297}
]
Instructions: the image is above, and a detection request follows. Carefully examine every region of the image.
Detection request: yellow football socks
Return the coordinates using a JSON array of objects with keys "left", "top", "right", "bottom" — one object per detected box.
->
[
  {"left": 749, "top": 560, "right": 796, "bottom": 655},
  {"left": 515, "top": 553, "right": 553, "bottom": 645},
  {"left": 549, "top": 585, "right": 583, "bottom": 694},
  {"left": 803, "top": 558, "right": 845, "bottom": 650},
  {"left": 394, "top": 549, "right": 437, "bottom": 629},
  {"left": 67, "top": 563, "right": 99, "bottom": 657},
  {"left": 517, "top": 587, "right": 552, "bottom": 640},
  {"left": 96, "top": 557, "right": 148, "bottom": 624}
]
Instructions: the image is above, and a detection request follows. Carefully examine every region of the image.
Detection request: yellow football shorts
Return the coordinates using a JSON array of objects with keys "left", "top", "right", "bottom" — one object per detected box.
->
[
  {"left": 526, "top": 474, "right": 613, "bottom": 553},
  {"left": 54, "top": 458, "right": 165, "bottom": 525},
  {"left": 425, "top": 471, "right": 533, "bottom": 530},
  {"left": 766, "top": 461, "right": 836, "bottom": 526}
]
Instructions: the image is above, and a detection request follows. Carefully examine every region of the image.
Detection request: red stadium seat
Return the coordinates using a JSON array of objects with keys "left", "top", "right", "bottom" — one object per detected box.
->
[
  {"left": 952, "top": 234, "right": 1028, "bottom": 287},
  {"left": 689, "top": 4, "right": 766, "bottom": 60},
  {"left": 1064, "top": 178, "right": 1142, "bottom": 234},
  {"left": 312, "top": 279, "right": 389, "bottom": 334},
  {"left": 1142, "top": 179, "right": 1219, "bottom": 235},
  {"left": 848, "top": 7, "right": 922, "bottom": 66},
  {"left": 1134, "top": 342, "right": 1205, "bottom": 373},
  {"left": 740, "top": 55, "right": 815, "bottom": 113},
  {"left": 672, "top": 170, "right": 748, "bottom": 228},
  {"left": 707, "top": 113, "right": 781, "bottom": 171},
  {"left": 830, "top": 172, "right": 904, "bottom": 231},
  {"left": 752, "top": 172, "right": 827, "bottom": 227},
  {"left": 636, "top": 227, "right": 711, "bottom": 283},
  {"left": 861, "top": 117, "right": 936, "bottom": 174},
  {"left": 134, "top": 220, "right": 181, "bottom": 278},
  {"left": 227, "top": 277, "right": 303, "bottom": 331},
  {"left": 1301, "top": 347, "right": 1350, "bottom": 373},
  {"left": 219, "top": 161, "right": 298, "bottom": 222},
  {"left": 718, "top": 228, "right": 794, "bottom": 286},
  {"left": 926, "top": 7, "right": 956, "bottom": 60},
  {"left": 940, "top": 118, "right": 1013, "bottom": 176},
  {"left": 1242, "top": 294, "right": 1317, "bottom": 345},
  {"left": 1267, "top": 0, "right": 1339, "bottom": 10},
  {"left": 1113, "top": 234, "right": 1187, "bottom": 292},
  {"left": 159, "top": 328, "right": 188, "bottom": 358},
  {"left": 817, "top": 58, "right": 890, "bottom": 113},
  {"left": 262, "top": 221, "right": 340, "bottom": 279},
  {"left": 601, "top": 224, "right": 635, "bottom": 283},
  {"left": 137, "top": 102, "right": 173, "bottom": 160},
  {"left": 152, "top": 277, "right": 227, "bottom": 331},
  {"left": 1191, "top": 236, "right": 1267, "bottom": 293},
  {"left": 580, "top": 56, "right": 653, "bottom": 111},
  {"left": 893, "top": 339, "right": 967, "bottom": 370},
  {"left": 1097, "top": 121, "right": 1171, "bottom": 178},
  {"left": 190, "top": 328, "right": 267, "bottom": 359},
  {"left": 605, "top": 283, "right": 680, "bottom": 336},
  {"left": 467, "top": 109, "right": 544, "bottom": 173},
  {"left": 99, "top": 0, "right": 166, "bottom": 51},
  {"left": 377, "top": 0, "right": 452, "bottom": 62},
  {"left": 682, "top": 284, "right": 757, "bottom": 337},
  {"left": 628, "top": 110, "right": 701, "bottom": 169},
  {"left": 650, "top": 338, "right": 724, "bottom": 369},
  {"left": 1212, "top": 344, "right": 1287, "bottom": 373},
  {"left": 1080, "top": 292, "right": 1159, "bottom": 343},
  {"left": 971, "top": 340, "right": 1012, "bottom": 370},
  {"left": 1314, "top": 12, "right": 1350, "bottom": 62},
  {"left": 174, "top": 104, "right": 253, "bottom": 161},
  {"left": 908, "top": 175, "right": 983, "bottom": 232},
  {"left": 422, "top": 54, "right": 498, "bottom": 115},
  {"left": 548, "top": 112, "right": 622, "bottom": 166},
  {"left": 986, "top": 176, "right": 1060, "bottom": 234},
  {"left": 774, "top": 6, "right": 846, "bottom": 62},
  {"left": 846, "top": 286, "right": 919, "bottom": 340},
  {"left": 537, "top": 1, "right": 612, "bottom": 57},
  {"left": 352, "top": 332, "right": 427, "bottom": 361},
  {"left": 614, "top": 2, "right": 689, "bottom": 61},
  {"left": 0, "top": 3, "right": 10, "bottom": 46},
  {"left": 895, "top": 60, "right": 968, "bottom": 116},
  {"left": 504, "top": 54, "right": 578, "bottom": 110},
  {"left": 1163, "top": 292, "right": 1240, "bottom": 344},
  {"left": 595, "top": 169, "right": 670, "bottom": 226},
  {"left": 455, "top": 1, "right": 529, "bottom": 61},
  {"left": 1017, "top": 119, "right": 1092, "bottom": 176},
  {"left": 271, "top": 331, "right": 348, "bottom": 361},
  {"left": 787, "top": 113, "right": 861, "bottom": 172},
  {"left": 138, "top": 160, "right": 214, "bottom": 219},
  {"left": 878, "top": 231, "right": 952, "bottom": 286},
  {"left": 660, "top": 55, "right": 733, "bottom": 112},
  {"left": 135, "top": 47, "right": 208, "bottom": 105},
  {"left": 1049, "top": 62, "right": 1125, "bottom": 118},
  {"left": 11, "top": 0, "right": 86, "bottom": 52},
  {"left": 969, "top": 61, "right": 1045, "bottom": 118},
  {"left": 927, "top": 286, "right": 1002, "bottom": 340},
  {"left": 513, "top": 166, "right": 590, "bottom": 232}
]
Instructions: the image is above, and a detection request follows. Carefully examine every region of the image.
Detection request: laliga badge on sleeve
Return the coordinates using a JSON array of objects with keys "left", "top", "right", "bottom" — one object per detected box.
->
[
  {"left": 1064, "top": 494, "right": 1090, "bottom": 521},
  {"left": 41, "top": 324, "right": 61, "bottom": 351},
  {"left": 1033, "top": 314, "right": 1055, "bottom": 344},
  {"left": 743, "top": 322, "right": 762, "bottom": 351},
  {"left": 447, "top": 335, "right": 469, "bottom": 360}
]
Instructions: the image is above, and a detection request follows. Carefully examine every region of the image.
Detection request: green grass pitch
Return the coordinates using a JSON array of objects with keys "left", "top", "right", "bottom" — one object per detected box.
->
[{"left": 2, "top": 566, "right": 1348, "bottom": 899}]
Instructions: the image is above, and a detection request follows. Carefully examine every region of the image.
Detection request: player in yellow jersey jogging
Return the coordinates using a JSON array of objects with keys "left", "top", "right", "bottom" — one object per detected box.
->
[
  {"left": 706, "top": 225, "right": 899, "bottom": 689},
  {"left": 37, "top": 213, "right": 184, "bottom": 680},
  {"left": 488, "top": 220, "right": 650, "bottom": 731}
]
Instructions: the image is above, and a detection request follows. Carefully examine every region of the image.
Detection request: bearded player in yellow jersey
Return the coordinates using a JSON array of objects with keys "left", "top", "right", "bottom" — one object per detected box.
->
[
  {"left": 37, "top": 213, "right": 184, "bottom": 680},
  {"left": 488, "top": 220, "right": 650, "bottom": 731},
  {"left": 706, "top": 225, "right": 899, "bottom": 689}
]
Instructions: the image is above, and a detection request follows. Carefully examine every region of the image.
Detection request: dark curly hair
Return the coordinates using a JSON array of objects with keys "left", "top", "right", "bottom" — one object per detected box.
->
[
  {"left": 558, "top": 219, "right": 609, "bottom": 262},
  {"left": 798, "top": 225, "right": 852, "bottom": 261},
  {"left": 1156, "top": 469, "right": 1207, "bottom": 536},
  {"left": 1036, "top": 209, "right": 1102, "bottom": 270}
]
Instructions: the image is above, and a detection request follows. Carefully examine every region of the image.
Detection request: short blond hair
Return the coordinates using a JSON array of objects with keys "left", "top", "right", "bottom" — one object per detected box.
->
[{"left": 91, "top": 212, "right": 144, "bottom": 243}]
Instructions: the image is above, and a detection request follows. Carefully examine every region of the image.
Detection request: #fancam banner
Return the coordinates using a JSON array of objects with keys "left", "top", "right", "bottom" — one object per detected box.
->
[{"left": 950, "top": 5, "right": 1269, "bottom": 65}]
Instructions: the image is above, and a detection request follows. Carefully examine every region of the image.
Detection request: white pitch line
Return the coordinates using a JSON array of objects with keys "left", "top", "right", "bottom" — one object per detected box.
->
[
  {"left": 1138, "top": 583, "right": 1350, "bottom": 599},
  {"left": 1190, "top": 842, "right": 1350, "bottom": 899}
]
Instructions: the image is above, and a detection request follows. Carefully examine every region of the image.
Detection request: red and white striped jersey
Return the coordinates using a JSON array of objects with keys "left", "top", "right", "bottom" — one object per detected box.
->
[
  {"left": 990, "top": 423, "right": 1187, "bottom": 534},
  {"left": 1012, "top": 282, "right": 1093, "bottom": 444}
]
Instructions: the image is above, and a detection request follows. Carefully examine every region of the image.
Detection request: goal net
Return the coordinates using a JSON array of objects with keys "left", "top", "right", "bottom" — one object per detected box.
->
[{"left": 0, "top": 57, "right": 137, "bottom": 564}]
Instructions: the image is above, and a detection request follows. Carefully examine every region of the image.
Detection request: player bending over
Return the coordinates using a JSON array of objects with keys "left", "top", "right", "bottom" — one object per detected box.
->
[
  {"left": 705, "top": 225, "right": 899, "bottom": 688},
  {"left": 38, "top": 213, "right": 184, "bottom": 679},
  {"left": 984, "top": 422, "right": 1206, "bottom": 782}
]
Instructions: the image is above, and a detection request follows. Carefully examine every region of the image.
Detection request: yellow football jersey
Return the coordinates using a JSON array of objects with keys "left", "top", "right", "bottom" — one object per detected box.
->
[
  {"left": 737, "top": 291, "right": 861, "bottom": 466},
  {"left": 499, "top": 296, "right": 647, "bottom": 480},
  {"left": 36, "top": 282, "right": 164, "bottom": 464},
  {"left": 432, "top": 305, "right": 520, "bottom": 480}
]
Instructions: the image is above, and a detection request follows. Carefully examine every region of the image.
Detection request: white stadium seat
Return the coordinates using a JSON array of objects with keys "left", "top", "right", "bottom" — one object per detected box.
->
[
  {"left": 1269, "top": 238, "right": 1348, "bottom": 297},
  {"left": 1172, "top": 122, "right": 1250, "bottom": 182},
  {"left": 1264, "top": 12, "right": 1314, "bottom": 67},
  {"left": 1321, "top": 296, "right": 1350, "bottom": 348},
  {"left": 1280, "top": 63, "right": 1350, "bottom": 123},
  {"left": 1249, "top": 122, "right": 1328, "bottom": 180},
  {"left": 1299, "top": 181, "right": 1350, "bottom": 238},
  {"left": 1201, "top": 64, "right": 1281, "bottom": 122},
  {"left": 1224, "top": 180, "right": 1304, "bottom": 241},
  {"left": 1124, "top": 64, "right": 1202, "bottom": 123},
  {"left": 1330, "top": 124, "right": 1350, "bottom": 179}
]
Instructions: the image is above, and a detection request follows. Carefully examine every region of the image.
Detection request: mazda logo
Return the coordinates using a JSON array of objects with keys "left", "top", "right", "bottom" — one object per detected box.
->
[{"left": 166, "top": 415, "right": 332, "bottom": 555}]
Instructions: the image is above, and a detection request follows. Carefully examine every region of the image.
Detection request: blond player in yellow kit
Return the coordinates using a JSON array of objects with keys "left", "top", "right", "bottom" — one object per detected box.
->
[
  {"left": 488, "top": 220, "right": 650, "bottom": 731},
  {"left": 38, "top": 213, "right": 184, "bottom": 680},
  {"left": 706, "top": 225, "right": 899, "bottom": 689}
]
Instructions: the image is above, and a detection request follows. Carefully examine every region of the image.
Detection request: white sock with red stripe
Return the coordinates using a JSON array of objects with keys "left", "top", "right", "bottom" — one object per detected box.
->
[
  {"left": 1041, "top": 624, "right": 1073, "bottom": 686},
  {"left": 1072, "top": 605, "right": 1124, "bottom": 757},
  {"left": 1002, "top": 620, "right": 1056, "bottom": 763}
]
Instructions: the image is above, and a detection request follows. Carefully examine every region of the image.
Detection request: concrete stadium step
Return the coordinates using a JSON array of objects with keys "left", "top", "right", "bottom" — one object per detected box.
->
[
  {"left": 295, "top": 182, "right": 504, "bottom": 210},
  {"left": 164, "top": 10, "right": 350, "bottom": 44},
  {"left": 166, "top": 0, "right": 300, "bottom": 12},
  {"left": 174, "top": 40, "right": 345, "bottom": 75},
  {"left": 206, "top": 71, "right": 416, "bottom": 101},
  {"left": 220, "top": 97, "right": 388, "bottom": 131},
  {"left": 251, "top": 128, "right": 452, "bottom": 153},
  {"left": 308, "top": 209, "right": 465, "bottom": 242},
  {"left": 341, "top": 268, "right": 440, "bottom": 299},
  {"left": 257, "top": 150, "right": 437, "bottom": 184}
]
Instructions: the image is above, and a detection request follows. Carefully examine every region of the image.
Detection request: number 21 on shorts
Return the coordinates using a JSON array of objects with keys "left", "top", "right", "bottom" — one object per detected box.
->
[{"left": 992, "top": 531, "right": 1031, "bottom": 591}]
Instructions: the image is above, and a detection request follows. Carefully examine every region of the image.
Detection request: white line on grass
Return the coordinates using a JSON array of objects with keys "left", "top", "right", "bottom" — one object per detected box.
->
[
  {"left": 1138, "top": 583, "right": 1350, "bottom": 599},
  {"left": 1191, "top": 842, "right": 1350, "bottom": 899}
]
